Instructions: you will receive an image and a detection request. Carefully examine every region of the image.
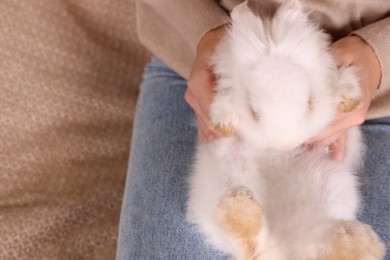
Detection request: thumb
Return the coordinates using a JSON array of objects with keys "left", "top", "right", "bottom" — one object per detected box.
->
[{"left": 328, "top": 132, "right": 347, "bottom": 161}]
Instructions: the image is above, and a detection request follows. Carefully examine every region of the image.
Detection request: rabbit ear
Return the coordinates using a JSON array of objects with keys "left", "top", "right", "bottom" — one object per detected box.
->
[
  {"left": 247, "top": 0, "right": 282, "bottom": 18},
  {"left": 247, "top": 0, "right": 302, "bottom": 19}
]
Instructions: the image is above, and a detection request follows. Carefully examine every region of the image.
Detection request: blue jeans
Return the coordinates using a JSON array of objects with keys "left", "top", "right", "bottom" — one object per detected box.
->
[{"left": 116, "top": 57, "right": 390, "bottom": 259}]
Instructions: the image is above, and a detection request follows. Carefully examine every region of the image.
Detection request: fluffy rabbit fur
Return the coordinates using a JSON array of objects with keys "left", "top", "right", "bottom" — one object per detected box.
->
[{"left": 186, "top": 0, "right": 385, "bottom": 259}]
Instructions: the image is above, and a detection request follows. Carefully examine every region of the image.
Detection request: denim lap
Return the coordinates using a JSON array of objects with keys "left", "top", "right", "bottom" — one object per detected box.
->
[
  {"left": 116, "top": 57, "right": 226, "bottom": 260},
  {"left": 116, "top": 57, "right": 390, "bottom": 259}
]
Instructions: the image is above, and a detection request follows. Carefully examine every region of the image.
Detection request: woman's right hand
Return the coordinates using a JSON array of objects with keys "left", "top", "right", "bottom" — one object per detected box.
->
[{"left": 185, "top": 26, "right": 227, "bottom": 142}]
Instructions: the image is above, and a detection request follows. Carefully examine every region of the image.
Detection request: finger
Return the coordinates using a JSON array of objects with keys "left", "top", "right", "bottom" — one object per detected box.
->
[
  {"left": 186, "top": 70, "right": 215, "bottom": 115},
  {"left": 196, "top": 115, "right": 208, "bottom": 142},
  {"left": 308, "top": 132, "right": 341, "bottom": 148},
  {"left": 329, "top": 132, "right": 347, "bottom": 160},
  {"left": 185, "top": 90, "right": 212, "bottom": 143},
  {"left": 197, "top": 124, "right": 207, "bottom": 143},
  {"left": 196, "top": 115, "right": 217, "bottom": 143},
  {"left": 185, "top": 80, "right": 215, "bottom": 120},
  {"left": 185, "top": 87, "right": 212, "bottom": 122},
  {"left": 305, "top": 112, "right": 356, "bottom": 145}
]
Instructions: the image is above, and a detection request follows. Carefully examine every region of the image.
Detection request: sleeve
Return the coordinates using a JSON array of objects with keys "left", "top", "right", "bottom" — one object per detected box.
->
[
  {"left": 352, "top": 17, "right": 390, "bottom": 118},
  {"left": 136, "top": 0, "right": 229, "bottom": 78},
  {"left": 352, "top": 17, "right": 390, "bottom": 91}
]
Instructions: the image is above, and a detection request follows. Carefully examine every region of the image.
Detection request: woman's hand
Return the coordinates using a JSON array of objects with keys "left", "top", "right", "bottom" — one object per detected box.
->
[
  {"left": 306, "top": 36, "right": 382, "bottom": 160},
  {"left": 186, "top": 30, "right": 381, "bottom": 153},
  {"left": 185, "top": 26, "right": 226, "bottom": 142}
]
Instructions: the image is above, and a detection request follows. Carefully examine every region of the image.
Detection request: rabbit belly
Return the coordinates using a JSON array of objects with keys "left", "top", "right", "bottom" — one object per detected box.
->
[{"left": 186, "top": 128, "right": 362, "bottom": 258}]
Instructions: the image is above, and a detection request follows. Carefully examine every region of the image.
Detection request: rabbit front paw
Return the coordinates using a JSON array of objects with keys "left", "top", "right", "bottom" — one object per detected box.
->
[{"left": 209, "top": 96, "right": 238, "bottom": 137}]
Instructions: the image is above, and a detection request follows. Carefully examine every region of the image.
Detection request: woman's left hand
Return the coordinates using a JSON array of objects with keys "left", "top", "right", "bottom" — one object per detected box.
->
[{"left": 305, "top": 35, "right": 381, "bottom": 160}]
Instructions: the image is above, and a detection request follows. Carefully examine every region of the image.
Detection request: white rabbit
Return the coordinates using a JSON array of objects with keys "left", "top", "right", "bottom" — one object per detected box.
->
[{"left": 186, "top": 1, "right": 385, "bottom": 259}]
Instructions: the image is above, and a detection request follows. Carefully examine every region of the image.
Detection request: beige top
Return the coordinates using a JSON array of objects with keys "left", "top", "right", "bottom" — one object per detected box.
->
[{"left": 136, "top": 0, "right": 390, "bottom": 119}]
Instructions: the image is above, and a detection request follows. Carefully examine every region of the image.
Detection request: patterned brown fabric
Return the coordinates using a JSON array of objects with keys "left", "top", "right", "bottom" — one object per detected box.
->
[{"left": 0, "top": 0, "right": 149, "bottom": 259}]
